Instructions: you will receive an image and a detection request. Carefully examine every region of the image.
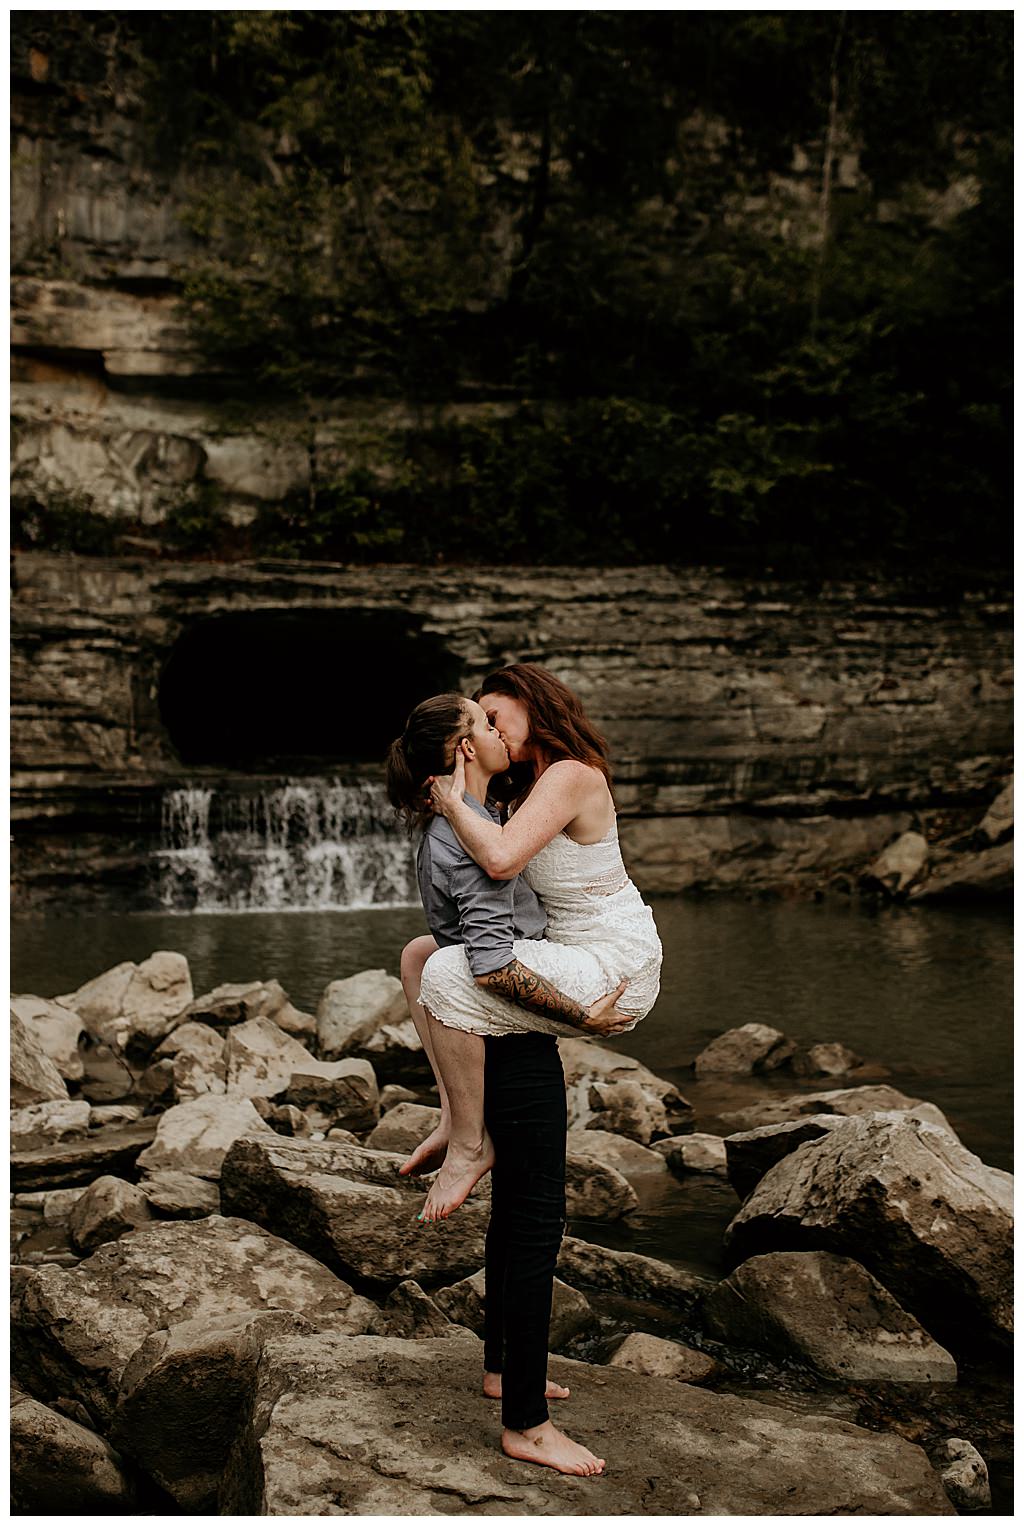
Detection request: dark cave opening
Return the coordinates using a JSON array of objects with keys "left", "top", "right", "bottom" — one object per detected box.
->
[{"left": 158, "top": 609, "right": 463, "bottom": 768}]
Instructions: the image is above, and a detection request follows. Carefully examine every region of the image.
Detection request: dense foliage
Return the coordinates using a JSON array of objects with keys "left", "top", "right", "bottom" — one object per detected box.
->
[{"left": 18, "top": 12, "right": 1013, "bottom": 573}]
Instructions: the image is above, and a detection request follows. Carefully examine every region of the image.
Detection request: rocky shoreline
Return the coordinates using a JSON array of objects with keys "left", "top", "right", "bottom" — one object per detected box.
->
[{"left": 11, "top": 955, "right": 1011, "bottom": 1514}]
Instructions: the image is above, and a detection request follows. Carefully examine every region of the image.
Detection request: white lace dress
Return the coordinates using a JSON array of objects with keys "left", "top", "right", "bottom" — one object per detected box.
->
[{"left": 418, "top": 819, "right": 662, "bottom": 1038}]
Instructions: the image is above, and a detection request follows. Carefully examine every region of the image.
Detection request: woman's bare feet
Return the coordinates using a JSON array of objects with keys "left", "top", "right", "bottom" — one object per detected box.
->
[
  {"left": 417, "top": 1134, "right": 496, "bottom": 1221},
  {"left": 483, "top": 1372, "right": 570, "bottom": 1401},
  {"left": 501, "top": 1421, "right": 605, "bottom": 1476},
  {"left": 398, "top": 1122, "right": 450, "bottom": 1178}
]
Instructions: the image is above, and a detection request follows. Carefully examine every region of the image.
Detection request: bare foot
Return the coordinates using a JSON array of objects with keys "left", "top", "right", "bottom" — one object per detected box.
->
[
  {"left": 501, "top": 1420, "right": 605, "bottom": 1476},
  {"left": 417, "top": 1134, "right": 496, "bottom": 1221},
  {"left": 483, "top": 1372, "right": 570, "bottom": 1401},
  {"left": 398, "top": 1124, "right": 450, "bottom": 1178}
]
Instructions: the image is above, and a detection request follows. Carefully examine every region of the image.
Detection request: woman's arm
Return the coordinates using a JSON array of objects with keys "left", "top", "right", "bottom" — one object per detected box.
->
[{"left": 430, "top": 755, "right": 595, "bottom": 879}]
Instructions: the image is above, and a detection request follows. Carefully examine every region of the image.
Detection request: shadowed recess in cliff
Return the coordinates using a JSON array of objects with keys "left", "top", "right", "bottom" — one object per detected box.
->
[{"left": 158, "top": 610, "right": 461, "bottom": 767}]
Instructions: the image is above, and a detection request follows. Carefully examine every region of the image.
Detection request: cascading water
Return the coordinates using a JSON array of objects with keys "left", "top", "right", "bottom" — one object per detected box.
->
[{"left": 156, "top": 778, "right": 419, "bottom": 912}]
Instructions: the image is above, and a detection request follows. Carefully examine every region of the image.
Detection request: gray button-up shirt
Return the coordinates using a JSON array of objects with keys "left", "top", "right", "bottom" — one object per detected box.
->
[{"left": 416, "top": 794, "right": 547, "bottom": 977}]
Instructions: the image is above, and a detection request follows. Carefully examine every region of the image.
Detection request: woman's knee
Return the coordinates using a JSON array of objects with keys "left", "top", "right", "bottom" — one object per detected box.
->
[{"left": 400, "top": 934, "right": 437, "bottom": 988}]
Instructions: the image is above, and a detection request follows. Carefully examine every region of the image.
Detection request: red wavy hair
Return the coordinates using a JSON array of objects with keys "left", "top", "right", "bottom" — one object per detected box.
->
[{"left": 474, "top": 662, "right": 614, "bottom": 808}]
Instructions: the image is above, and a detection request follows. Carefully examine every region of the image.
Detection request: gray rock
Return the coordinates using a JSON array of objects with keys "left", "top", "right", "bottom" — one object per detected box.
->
[
  {"left": 11, "top": 1118, "right": 159, "bottom": 1191},
  {"left": 355, "top": 1017, "right": 427, "bottom": 1079},
  {"left": 790, "top": 1041, "right": 865, "bottom": 1078},
  {"left": 284, "top": 1056, "right": 380, "bottom": 1133},
  {"left": 184, "top": 978, "right": 314, "bottom": 1039},
  {"left": 934, "top": 1437, "right": 992, "bottom": 1511},
  {"left": 41, "top": 1186, "right": 89, "bottom": 1222},
  {"left": 694, "top": 1022, "right": 797, "bottom": 1078},
  {"left": 316, "top": 969, "right": 407, "bottom": 1058},
  {"left": 365, "top": 1101, "right": 441, "bottom": 1154},
  {"left": 701, "top": 1251, "right": 957, "bottom": 1382},
  {"left": 380, "top": 1280, "right": 456, "bottom": 1340},
  {"left": 154, "top": 1019, "right": 227, "bottom": 1101},
  {"left": 10, "top": 995, "right": 85, "bottom": 1081},
  {"left": 725, "top": 1115, "right": 849, "bottom": 1199},
  {"left": 664, "top": 1133, "right": 729, "bottom": 1175},
  {"left": 606, "top": 1331, "right": 718, "bottom": 1383},
  {"left": 978, "top": 778, "right": 1012, "bottom": 846},
  {"left": 138, "top": 1169, "right": 221, "bottom": 1219},
  {"left": 11, "top": 1007, "right": 69, "bottom": 1105},
  {"left": 68, "top": 1174, "right": 154, "bottom": 1253},
  {"left": 558, "top": 1036, "right": 693, "bottom": 1135},
  {"left": 111, "top": 1305, "right": 375, "bottom": 1510},
  {"left": 586, "top": 1078, "right": 667, "bottom": 1145},
  {"left": 557, "top": 1235, "right": 709, "bottom": 1312},
  {"left": 910, "top": 840, "right": 1013, "bottom": 900},
  {"left": 218, "top": 1331, "right": 955, "bottom": 1514},
  {"left": 261, "top": 1101, "right": 313, "bottom": 1137},
  {"left": 434, "top": 1269, "right": 594, "bottom": 1349},
  {"left": 57, "top": 951, "right": 193, "bottom": 1056},
  {"left": 568, "top": 1127, "right": 669, "bottom": 1175},
  {"left": 135, "top": 1094, "right": 274, "bottom": 1180},
  {"left": 723, "top": 1114, "right": 1013, "bottom": 1354},
  {"left": 219, "top": 1132, "right": 488, "bottom": 1290},
  {"left": 564, "top": 1151, "right": 638, "bottom": 1220},
  {"left": 11, "top": 1388, "right": 136, "bottom": 1512},
  {"left": 223, "top": 1016, "right": 316, "bottom": 1101},
  {"left": 89, "top": 1103, "right": 143, "bottom": 1128},
  {"left": 862, "top": 831, "right": 929, "bottom": 895},
  {"left": 379, "top": 1084, "right": 421, "bottom": 1111},
  {"left": 11, "top": 1214, "right": 370, "bottom": 1426},
  {"left": 719, "top": 1084, "right": 956, "bottom": 1136},
  {"left": 10, "top": 1097, "right": 91, "bottom": 1149}
]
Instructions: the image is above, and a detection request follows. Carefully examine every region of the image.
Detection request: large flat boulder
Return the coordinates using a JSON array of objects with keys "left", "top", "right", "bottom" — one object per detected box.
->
[
  {"left": 223, "top": 1016, "right": 317, "bottom": 1100},
  {"left": 316, "top": 969, "right": 408, "bottom": 1057},
  {"left": 10, "top": 1097, "right": 91, "bottom": 1150},
  {"left": 57, "top": 951, "right": 193, "bottom": 1057},
  {"left": 11, "top": 1118, "right": 159, "bottom": 1191},
  {"left": 11, "top": 1214, "right": 372, "bottom": 1427},
  {"left": 723, "top": 1114, "right": 1012, "bottom": 1355},
  {"left": 556, "top": 1236, "right": 709, "bottom": 1312},
  {"left": 566, "top": 1127, "right": 668, "bottom": 1176},
  {"left": 11, "top": 1388, "right": 136, "bottom": 1512},
  {"left": 218, "top": 1332, "right": 954, "bottom": 1514},
  {"left": 725, "top": 1115, "right": 849, "bottom": 1199},
  {"left": 700, "top": 1251, "right": 957, "bottom": 1383},
  {"left": 694, "top": 1022, "right": 796, "bottom": 1077},
  {"left": 219, "top": 1132, "right": 488, "bottom": 1290},
  {"left": 11, "top": 995, "right": 86, "bottom": 1081},
  {"left": 718, "top": 1084, "right": 955, "bottom": 1136},
  {"left": 135, "top": 1095, "right": 275, "bottom": 1180}
]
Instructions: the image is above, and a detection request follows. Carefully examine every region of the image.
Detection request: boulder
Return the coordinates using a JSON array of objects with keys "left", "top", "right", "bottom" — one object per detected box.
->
[
  {"left": 154, "top": 1020, "right": 227, "bottom": 1101},
  {"left": 316, "top": 969, "right": 407, "bottom": 1058},
  {"left": 725, "top": 1115, "right": 849, "bottom": 1199},
  {"left": 284, "top": 1056, "right": 379, "bottom": 1133},
  {"left": 586, "top": 1078, "right": 667, "bottom": 1145},
  {"left": 564, "top": 1152, "right": 638, "bottom": 1220},
  {"left": 219, "top": 1132, "right": 488, "bottom": 1290},
  {"left": 134, "top": 1056, "right": 175, "bottom": 1103},
  {"left": 719, "top": 1084, "right": 956, "bottom": 1136},
  {"left": 701, "top": 1251, "right": 957, "bottom": 1383},
  {"left": 11, "top": 1388, "right": 136, "bottom": 1512},
  {"left": 380, "top": 1280, "right": 456, "bottom": 1340},
  {"left": 558, "top": 1036, "right": 693, "bottom": 1135},
  {"left": 354, "top": 1017, "right": 427, "bottom": 1079},
  {"left": 379, "top": 1084, "right": 421, "bottom": 1111},
  {"left": 10, "top": 1098, "right": 91, "bottom": 1150},
  {"left": 723, "top": 1114, "right": 1013, "bottom": 1354},
  {"left": 68, "top": 1175, "right": 155, "bottom": 1253},
  {"left": 365, "top": 1101, "right": 441, "bottom": 1155},
  {"left": 861, "top": 831, "right": 929, "bottom": 895},
  {"left": 11, "top": 1008, "right": 69, "bottom": 1105},
  {"left": 77, "top": 1038, "right": 137, "bottom": 1104},
  {"left": 978, "top": 778, "right": 1012, "bottom": 846},
  {"left": 556, "top": 1236, "right": 709, "bottom": 1312},
  {"left": 663, "top": 1133, "right": 729, "bottom": 1175},
  {"left": 567, "top": 1127, "right": 668, "bottom": 1176},
  {"left": 434, "top": 1269, "right": 594, "bottom": 1348},
  {"left": 110, "top": 1306, "right": 372, "bottom": 1511},
  {"left": 260, "top": 1102, "right": 314, "bottom": 1138},
  {"left": 135, "top": 1095, "right": 274, "bottom": 1180},
  {"left": 218, "top": 1331, "right": 955, "bottom": 1515},
  {"left": 184, "top": 978, "right": 315, "bottom": 1039},
  {"left": 223, "top": 1017, "right": 316, "bottom": 1101},
  {"left": 139, "top": 1169, "right": 221, "bottom": 1219},
  {"left": 606, "top": 1332, "right": 717, "bottom": 1384},
  {"left": 933, "top": 1438, "right": 992, "bottom": 1512},
  {"left": 57, "top": 951, "right": 193, "bottom": 1056},
  {"left": 10, "top": 995, "right": 85, "bottom": 1081},
  {"left": 11, "top": 1119, "right": 160, "bottom": 1191},
  {"left": 89, "top": 1103, "right": 143, "bottom": 1128},
  {"left": 694, "top": 1023, "right": 797, "bottom": 1078},
  {"left": 11, "top": 1214, "right": 372, "bottom": 1426},
  {"left": 910, "top": 841, "right": 1013, "bottom": 901},
  {"left": 42, "top": 1186, "right": 89, "bottom": 1222},
  {"left": 790, "top": 1041, "right": 865, "bottom": 1078}
]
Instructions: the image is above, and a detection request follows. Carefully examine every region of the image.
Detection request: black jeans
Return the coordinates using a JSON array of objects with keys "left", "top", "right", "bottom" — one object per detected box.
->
[{"left": 482, "top": 1030, "right": 568, "bottom": 1432}]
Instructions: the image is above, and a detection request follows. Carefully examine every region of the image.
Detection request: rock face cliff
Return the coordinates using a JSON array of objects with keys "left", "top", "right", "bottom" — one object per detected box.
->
[{"left": 11, "top": 553, "right": 1011, "bottom": 909}]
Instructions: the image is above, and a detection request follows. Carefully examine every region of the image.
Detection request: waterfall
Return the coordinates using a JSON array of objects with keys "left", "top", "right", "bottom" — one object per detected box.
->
[{"left": 156, "top": 778, "right": 418, "bottom": 912}]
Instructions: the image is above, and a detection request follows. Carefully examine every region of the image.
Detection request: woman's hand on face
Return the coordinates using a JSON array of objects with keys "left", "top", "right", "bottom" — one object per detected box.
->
[{"left": 429, "top": 747, "right": 466, "bottom": 815}]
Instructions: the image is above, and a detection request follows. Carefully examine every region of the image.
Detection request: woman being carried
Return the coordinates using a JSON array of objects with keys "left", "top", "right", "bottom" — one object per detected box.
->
[{"left": 395, "top": 663, "right": 663, "bottom": 1222}]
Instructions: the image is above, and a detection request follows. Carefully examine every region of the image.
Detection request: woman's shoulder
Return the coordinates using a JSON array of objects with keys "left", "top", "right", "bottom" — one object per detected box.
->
[{"left": 542, "top": 758, "right": 605, "bottom": 789}]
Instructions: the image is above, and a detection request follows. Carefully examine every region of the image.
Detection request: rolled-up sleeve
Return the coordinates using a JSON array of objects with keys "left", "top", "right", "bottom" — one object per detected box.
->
[{"left": 447, "top": 858, "right": 517, "bottom": 977}]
